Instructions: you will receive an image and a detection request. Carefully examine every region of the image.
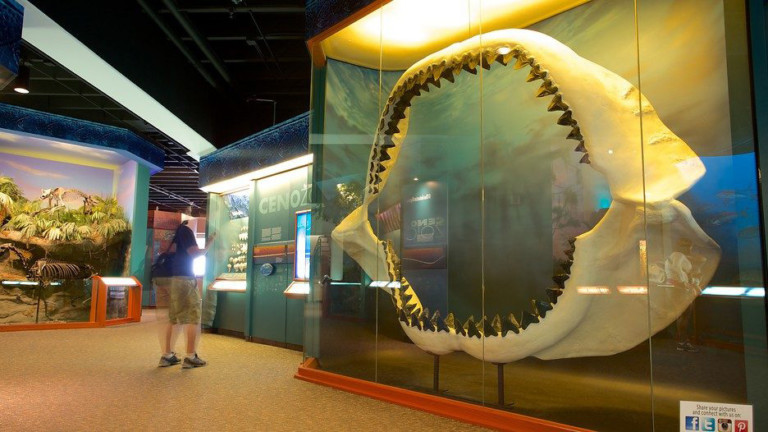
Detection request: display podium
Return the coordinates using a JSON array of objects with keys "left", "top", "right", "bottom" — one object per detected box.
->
[
  {"left": 0, "top": 275, "right": 142, "bottom": 331},
  {"left": 92, "top": 276, "right": 143, "bottom": 327}
]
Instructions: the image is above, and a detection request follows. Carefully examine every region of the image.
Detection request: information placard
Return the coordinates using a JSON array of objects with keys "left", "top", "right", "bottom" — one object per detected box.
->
[{"left": 680, "top": 401, "right": 753, "bottom": 432}]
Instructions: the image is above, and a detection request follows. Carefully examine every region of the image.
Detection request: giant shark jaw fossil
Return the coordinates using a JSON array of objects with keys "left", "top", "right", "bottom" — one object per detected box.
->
[{"left": 331, "top": 29, "right": 721, "bottom": 363}]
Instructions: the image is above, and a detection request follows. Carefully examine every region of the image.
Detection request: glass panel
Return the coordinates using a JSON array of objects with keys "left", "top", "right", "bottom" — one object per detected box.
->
[
  {"left": 638, "top": 0, "right": 768, "bottom": 430},
  {"left": 477, "top": 1, "right": 650, "bottom": 428},
  {"left": 205, "top": 190, "right": 249, "bottom": 332},
  {"left": 0, "top": 279, "right": 93, "bottom": 324},
  {"left": 308, "top": 11, "right": 385, "bottom": 380},
  {"left": 106, "top": 286, "right": 129, "bottom": 320},
  {"left": 373, "top": 0, "right": 486, "bottom": 402}
]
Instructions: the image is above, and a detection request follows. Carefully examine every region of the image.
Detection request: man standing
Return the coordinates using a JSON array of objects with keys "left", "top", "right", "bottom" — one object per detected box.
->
[{"left": 159, "top": 221, "right": 216, "bottom": 368}]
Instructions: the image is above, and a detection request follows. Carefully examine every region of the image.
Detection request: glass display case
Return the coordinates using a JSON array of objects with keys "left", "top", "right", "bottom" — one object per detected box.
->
[
  {"left": 303, "top": 0, "right": 768, "bottom": 430},
  {"left": 208, "top": 189, "right": 251, "bottom": 293}
]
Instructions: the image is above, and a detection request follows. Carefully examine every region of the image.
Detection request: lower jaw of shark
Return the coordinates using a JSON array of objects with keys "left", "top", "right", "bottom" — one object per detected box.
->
[{"left": 331, "top": 29, "right": 721, "bottom": 364}]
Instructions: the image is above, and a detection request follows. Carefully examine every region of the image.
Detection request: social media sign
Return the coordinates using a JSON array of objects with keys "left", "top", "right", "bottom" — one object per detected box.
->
[{"left": 680, "top": 401, "right": 752, "bottom": 432}]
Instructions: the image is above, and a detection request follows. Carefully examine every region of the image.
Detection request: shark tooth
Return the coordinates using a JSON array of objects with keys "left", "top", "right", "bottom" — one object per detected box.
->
[
  {"left": 379, "top": 148, "right": 391, "bottom": 162},
  {"left": 467, "top": 55, "right": 479, "bottom": 71},
  {"left": 547, "top": 94, "right": 569, "bottom": 112},
  {"left": 481, "top": 51, "right": 496, "bottom": 70},
  {"left": 392, "top": 110, "right": 407, "bottom": 121},
  {"left": 520, "top": 310, "right": 540, "bottom": 329},
  {"left": 566, "top": 126, "right": 583, "bottom": 141},
  {"left": 574, "top": 141, "right": 587, "bottom": 153},
  {"left": 564, "top": 248, "right": 575, "bottom": 260},
  {"left": 444, "top": 312, "right": 458, "bottom": 333},
  {"left": 481, "top": 316, "right": 498, "bottom": 337},
  {"left": 410, "top": 310, "right": 422, "bottom": 328},
  {"left": 562, "top": 259, "right": 573, "bottom": 273},
  {"left": 398, "top": 308, "right": 410, "bottom": 325},
  {"left": 546, "top": 288, "right": 563, "bottom": 304},
  {"left": 432, "top": 65, "right": 444, "bottom": 81},
  {"left": 381, "top": 138, "right": 396, "bottom": 149},
  {"left": 432, "top": 310, "right": 449, "bottom": 333},
  {"left": 580, "top": 153, "right": 591, "bottom": 164},
  {"left": 536, "top": 80, "right": 558, "bottom": 97},
  {"left": 428, "top": 76, "right": 441, "bottom": 88},
  {"left": 376, "top": 164, "right": 386, "bottom": 173},
  {"left": 532, "top": 299, "right": 554, "bottom": 318},
  {"left": 557, "top": 110, "right": 575, "bottom": 126},
  {"left": 552, "top": 274, "right": 570, "bottom": 289},
  {"left": 441, "top": 68, "right": 456, "bottom": 83},
  {"left": 503, "top": 313, "right": 521, "bottom": 336},
  {"left": 462, "top": 63, "right": 478, "bottom": 75},
  {"left": 513, "top": 51, "right": 529, "bottom": 69},
  {"left": 500, "top": 52, "right": 515, "bottom": 65},
  {"left": 464, "top": 316, "right": 482, "bottom": 339},
  {"left": 371, "top": 186, "right": 379, "bottom": 195},
  {"left": 374, "top": 174, "right": 382, "bottom": 185},
  {"left": 491, "top": 314, "right": 503, "bottom": 335},
  {"left": 526, "top": 67, "right": 546, "bottom": 82}
]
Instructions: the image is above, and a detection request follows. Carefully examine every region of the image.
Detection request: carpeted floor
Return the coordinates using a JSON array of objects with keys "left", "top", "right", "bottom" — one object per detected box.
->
[{"left": 0, "top": 310, "right": 488, "bottom": 432}]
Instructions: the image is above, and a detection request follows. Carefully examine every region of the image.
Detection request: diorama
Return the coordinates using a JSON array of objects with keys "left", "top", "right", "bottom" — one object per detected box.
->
[
  {"left": 0, "top": 105, "right": 161, "bottom": 328},
  {"left": 304, "top": 0, "right": 767, "bottom": 430},
  {"left": 0, "top": 151, "right": 131, "bottom": 324}
]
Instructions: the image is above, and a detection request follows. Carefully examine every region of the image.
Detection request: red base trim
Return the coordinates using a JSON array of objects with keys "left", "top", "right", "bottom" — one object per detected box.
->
[
  {"left": 0, "top": 321, "right": 99, "bottom": 332},
  {"left": 295, "top": 358, "right": 592, "bottom": 432}
]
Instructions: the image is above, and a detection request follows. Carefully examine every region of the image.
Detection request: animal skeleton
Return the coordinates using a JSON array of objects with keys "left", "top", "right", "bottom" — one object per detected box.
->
[
  {"left": 40, "top": 187, "right": 96, "bottom": 213},
  {"left": 331, "top": 29, "right": 720, "bottom": 363},
  {"left": 1, "top": 243, "right": 96, "bottom": 322}
]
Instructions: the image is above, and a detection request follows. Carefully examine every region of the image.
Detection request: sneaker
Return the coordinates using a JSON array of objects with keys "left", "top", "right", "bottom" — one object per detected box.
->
[
  {"left": 182, "top": 353, "right": 207, "bottom": 369},
  {"left": 677, "top": 341, "right": 699, "bottom": 352},
  {"left": 158, "top": 353, "right": 181, "bottom": 367}
]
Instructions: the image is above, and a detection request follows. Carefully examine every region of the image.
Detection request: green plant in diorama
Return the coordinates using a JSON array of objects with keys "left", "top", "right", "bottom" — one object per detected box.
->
[{"left": 0, "top": 175, "right": 24, "bottom": 223}]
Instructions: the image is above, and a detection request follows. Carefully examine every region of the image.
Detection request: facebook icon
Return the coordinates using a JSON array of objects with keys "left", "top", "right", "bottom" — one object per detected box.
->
[{"left": 686, "top": 416, "right": 700, "bottom": 431}]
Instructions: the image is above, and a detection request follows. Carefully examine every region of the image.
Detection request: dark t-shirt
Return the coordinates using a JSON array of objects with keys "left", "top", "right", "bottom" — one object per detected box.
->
[{"left": 171, "top": 224, "right": 198, "bottom": 277}]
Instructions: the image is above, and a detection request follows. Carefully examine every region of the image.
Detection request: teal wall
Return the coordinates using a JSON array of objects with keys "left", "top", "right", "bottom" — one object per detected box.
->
[
  {"left": 129, "top": 163, "right": 151, "bottom": 300},
  {"left": 249, "top": 166, "right": 311, "bottom": 346}
]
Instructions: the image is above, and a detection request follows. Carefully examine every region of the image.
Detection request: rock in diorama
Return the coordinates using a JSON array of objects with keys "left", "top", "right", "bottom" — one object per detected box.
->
[{"left": 331, "top": 29, "right": 721, "bottom": 363}]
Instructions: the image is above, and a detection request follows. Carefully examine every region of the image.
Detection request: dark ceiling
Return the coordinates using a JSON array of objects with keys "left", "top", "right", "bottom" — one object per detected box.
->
[{"left": 0, "top": 0, "right": 311, "bottom": 216}]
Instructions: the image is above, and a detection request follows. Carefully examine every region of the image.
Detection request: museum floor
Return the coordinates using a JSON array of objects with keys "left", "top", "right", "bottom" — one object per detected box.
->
[{"left": 0, "top": 310, "right": 488, "bottom": 432}]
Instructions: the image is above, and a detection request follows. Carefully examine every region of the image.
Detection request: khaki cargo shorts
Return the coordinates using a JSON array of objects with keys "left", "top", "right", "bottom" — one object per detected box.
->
[
  {"left": 167, "top": 277, "right": 201, "bottom": 324},
  {"left": 153, "top": 277, "right": 172, "bottom": 308}
]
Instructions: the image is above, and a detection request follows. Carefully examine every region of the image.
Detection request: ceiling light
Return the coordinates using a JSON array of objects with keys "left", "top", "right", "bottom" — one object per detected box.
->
[{"left": 13, "top": 63, "right": 30, "bottom": 94}]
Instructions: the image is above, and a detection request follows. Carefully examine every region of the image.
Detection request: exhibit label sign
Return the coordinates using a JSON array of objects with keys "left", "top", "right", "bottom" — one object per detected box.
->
[
  {"left": 680, "top": 401, "right": 752, "bottom": 432},
  {"left": 401, "top": 180, "right": 447, "bottom": 269}
]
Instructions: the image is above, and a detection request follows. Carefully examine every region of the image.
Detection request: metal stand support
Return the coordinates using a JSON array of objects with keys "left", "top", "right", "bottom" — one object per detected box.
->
[
  {"left": 496, "top": 362, "right": 505, "bottom": 406},
  {"left": 433, "top": 353, "right": 440, "bottom": 392}
]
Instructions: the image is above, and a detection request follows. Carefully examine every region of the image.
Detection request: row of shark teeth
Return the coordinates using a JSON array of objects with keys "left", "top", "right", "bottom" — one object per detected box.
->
[
  {"left": 397, "top": 302, "right": 555, "bottom": 338},
  {"left": 390, "top": 237, "right": 576, "bottom": 337},
  {"left": 382, "top": 240, "right": 401, "bottom": 281},
  {"left": 366, "top": 45, "right": 589, "bottom": 196}
]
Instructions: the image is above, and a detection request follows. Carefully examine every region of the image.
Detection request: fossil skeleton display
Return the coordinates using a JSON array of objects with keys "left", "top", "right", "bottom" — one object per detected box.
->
[{"left": 331, "top": 29, "right": 720, "bottom": 363}]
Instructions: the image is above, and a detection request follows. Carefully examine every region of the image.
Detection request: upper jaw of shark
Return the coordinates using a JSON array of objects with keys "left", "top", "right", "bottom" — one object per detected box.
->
[{"left": 331, "top": 29, "right": 720, "bottom": 363}]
